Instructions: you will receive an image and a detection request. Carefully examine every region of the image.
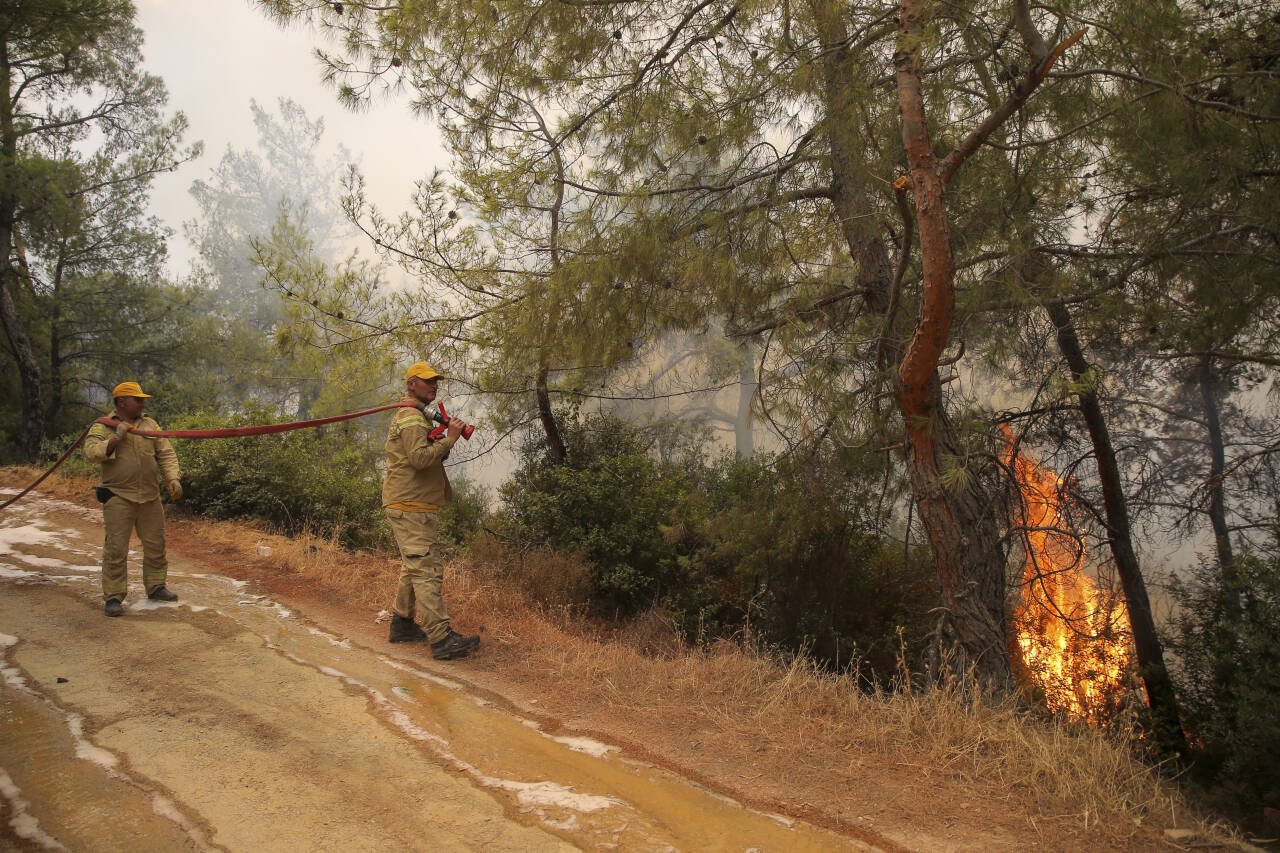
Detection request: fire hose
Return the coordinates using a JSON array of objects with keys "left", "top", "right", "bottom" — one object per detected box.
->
[{"left": 0, "top": 400, "right": 473, "bottom": 513}]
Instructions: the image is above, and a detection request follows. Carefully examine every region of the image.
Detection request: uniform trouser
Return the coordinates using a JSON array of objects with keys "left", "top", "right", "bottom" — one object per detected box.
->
[
  {"left": 101, "top": 496, "right": 167, "bottom": 601},
  {"left": 385, "top": 508, "right": 450, "bottom": 643}
]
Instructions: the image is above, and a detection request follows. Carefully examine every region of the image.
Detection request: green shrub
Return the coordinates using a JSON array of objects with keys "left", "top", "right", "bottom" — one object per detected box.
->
[
  {"left": 40, "top": 431, "right": 99, "bottom": 480},
  {"left": 170, "top": 405, "right": 390, "bottom": 550},
  {"left": 499, "top": 411, "right": 935, "bottom": 681},
  {"left": 1168, "top": 552, "right": 1280, "bottom": 811},
  {"left": 690, "top": 450, "right": 936, "bottom": 679},
  {"left": 499, "top": 412, "right": 699, "bottom": 616},
  {"left": 438, "top": 476, "right": 490, "bottom": 548}
]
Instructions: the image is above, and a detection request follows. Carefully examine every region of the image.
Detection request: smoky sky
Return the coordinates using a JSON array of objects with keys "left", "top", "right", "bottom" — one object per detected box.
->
[{"left": 135, "top": 0, "right": 443, "bottom": 276}]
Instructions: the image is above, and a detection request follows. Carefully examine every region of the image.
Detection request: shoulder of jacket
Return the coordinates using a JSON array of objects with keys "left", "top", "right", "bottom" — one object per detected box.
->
[
  {"left": 393, "top": 408, "right": 428, "bottom": 425},
  {"left": 88, "top": 422, "right": 112, "bottom": 437},
  {"left": 390, "top": 411, "right": 428, "bottom": 438}
]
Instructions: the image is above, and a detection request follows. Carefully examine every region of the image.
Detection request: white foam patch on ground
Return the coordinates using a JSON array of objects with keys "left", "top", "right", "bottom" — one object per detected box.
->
[
  {"left": 66, "top": 714, "right": 119, "bottom": 770},
  {"left": 488, "top": 778, "right": 622, "bottom": 814},
  {"left": 307, "top": 628, "right": 352, "bottom": 649},
  {"left": 0, "top": 566, "right": 92, "bottom": 585},
  {"left": 0, "top": 768, "right": 70, "bottom": 851},
  {"left": 275, "top": 646, "right": 629, "bottom": 820},
  {"left": 4, "top": 492, "right": 98, "bottom": 520},
  {"left": 102, "top": 597, "right": 212, "bottom": 617},
  {"left": 67, "top": 564, "right": 99, "bottom": 572},
  {"left": 128, "top": 599, "right": 180, "bottom": 612},
  {"left": 0, "top": 634, "right": 17, "bottom": 647},
  {"left": 2, "top": 665, "right": 31, "bottom": 692},
  {"left": 551, "top": 736, "right": 618, "bottom": 758},
  {"left": 0, "top": 566, "right": 39, "bottom": 580},
  {"left": 515, "top": 720, "right": 618, "bottom": 760},
  {"left": 10, "top": 554, "right": 70, "bottom": 569},
  {"left": 370, "top": 682, "right": 625, "bottom": 815},
  {"left": 370, "top": 689, "right": 455, "bottom": 750},
  {"left": 174, "top": 573, "right": 248, "bottom": 590},
  {"left": 148, "top": 793, "right": 216, "bottom": 850},
  {"left": 0, "top": 524, "right": 67, "bottom": 555},
  {"left": 379, "top": 656, "right": 463, "bottom": 690}
]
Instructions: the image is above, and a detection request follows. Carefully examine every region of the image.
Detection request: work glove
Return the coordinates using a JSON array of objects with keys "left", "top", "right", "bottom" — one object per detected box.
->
[
  {"left": 168, "top": 479, "right": 183, "bottom": 501},
  {"left": 114, "top": 422, "right": 132, "bottom": 440}
]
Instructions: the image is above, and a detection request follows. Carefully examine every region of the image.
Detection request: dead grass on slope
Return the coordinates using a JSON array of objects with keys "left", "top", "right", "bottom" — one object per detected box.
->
[
  {"left": 1, "top": 467, "right": 1212, "bottom": 849},
  {"left": 451, "top": 534, "right": 1198, "bottom": 846}
]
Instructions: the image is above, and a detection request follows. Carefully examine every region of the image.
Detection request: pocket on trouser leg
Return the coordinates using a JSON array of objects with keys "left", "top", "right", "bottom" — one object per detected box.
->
[
  {"left": 393, "top": 576, "right": 416, "bottom": 620},
  {"left": 101, "top": 499, "right": 134, "bottom": 598},
  {"left": 135, "top": 500, "right": 168, "bottom": 587}
]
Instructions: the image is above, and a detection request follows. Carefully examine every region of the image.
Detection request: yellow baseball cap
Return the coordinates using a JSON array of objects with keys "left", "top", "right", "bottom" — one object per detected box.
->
[
  {"left": 111, "top": 381, "right": 151, "bottom": 398},
  {"left": 406, "top": 362, "right": 443, "bottom": 381}
]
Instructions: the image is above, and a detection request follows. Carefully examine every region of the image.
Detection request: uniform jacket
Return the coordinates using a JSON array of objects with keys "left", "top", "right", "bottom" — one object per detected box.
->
[
  {"left": 382, "top": 397, "right": 456, "bottom": 510},
  {"left": 83, "top": 413, "right": 181, "bottom": 503}
]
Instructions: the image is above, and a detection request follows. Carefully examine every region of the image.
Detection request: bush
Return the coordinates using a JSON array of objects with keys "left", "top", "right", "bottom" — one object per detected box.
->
[
  {"left": 499, "top": 411, "right": 936, "bottom": 682},
  {"left": 499, "top": 412, "right": 699, "bottom": 616},
  {"left": 438, "top": 476, "right": 490, "bottom": 548},
  {"left": 170, "top": 405, "right": 390, "bottom": 550},
  {"left": 40, "top": 431, "right": 99, "bottom": 480},
  {"left": 1168, "top": 552, "right": 1280, "bottom": 813},
  {"left": 690, "top": 450, "right": 937, "bottom": 679}
]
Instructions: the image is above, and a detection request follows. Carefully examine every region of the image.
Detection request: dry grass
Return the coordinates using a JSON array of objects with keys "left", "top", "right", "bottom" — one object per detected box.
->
[
  {"left": 450, "top": 536, "right": 1189, "bottom": 844},
  {"left": 2, "top": 465, "right": 99, "bottom": 506},
  {"left": 3, "top": 465, "right": 1209, "bottom": 848}
]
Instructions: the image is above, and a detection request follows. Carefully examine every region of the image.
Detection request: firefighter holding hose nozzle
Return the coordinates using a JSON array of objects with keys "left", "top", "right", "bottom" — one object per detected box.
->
[{"left": 382, "top": 362, "right": 480, "bottom": 660}]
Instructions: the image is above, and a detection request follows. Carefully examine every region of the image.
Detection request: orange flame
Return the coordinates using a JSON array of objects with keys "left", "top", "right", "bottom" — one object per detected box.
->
[{"left": 1003, "top": 427, "right": 1133, "bottom": 721}]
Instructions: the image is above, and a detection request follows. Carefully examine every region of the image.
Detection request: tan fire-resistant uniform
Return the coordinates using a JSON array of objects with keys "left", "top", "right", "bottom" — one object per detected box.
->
[
  {"left": 383, "top": 397, "right": 457, "bottom": 643},
  {"left": 83, "top": 414, "right": 181, "bottom": 601}
]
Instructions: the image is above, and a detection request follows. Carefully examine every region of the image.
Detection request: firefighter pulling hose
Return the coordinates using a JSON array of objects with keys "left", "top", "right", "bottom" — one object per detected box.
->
[
  {"left": 1, "top": 364, "right": 478, "bottom": 657},
  {"left": 0, "top": 374, "right": 475, "bottom": 514}
]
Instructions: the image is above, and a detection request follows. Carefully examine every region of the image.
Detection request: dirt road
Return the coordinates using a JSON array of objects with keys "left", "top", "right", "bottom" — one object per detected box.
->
[{"left": 0, "top": 490, "right": 877, "bottom": 853}]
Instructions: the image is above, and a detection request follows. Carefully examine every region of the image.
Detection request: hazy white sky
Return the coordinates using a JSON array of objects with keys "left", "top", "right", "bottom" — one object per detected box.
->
[{"left": 134, "top": 0, "right": 444, "bottom": 276}]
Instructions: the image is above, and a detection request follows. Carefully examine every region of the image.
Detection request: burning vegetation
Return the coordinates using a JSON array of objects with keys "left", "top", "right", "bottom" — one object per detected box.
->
[{"left": 1003, "top": 429, "right": 1135, "bottom": 723}]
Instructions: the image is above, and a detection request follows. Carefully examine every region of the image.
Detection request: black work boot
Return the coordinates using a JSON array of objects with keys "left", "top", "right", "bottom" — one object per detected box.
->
[
  {"left": 104, "top": 598, "right": 124, "bottom": 617},
  {"left": 147, "top": 585, "right": 178, "bottom": 602},
  {"left": 388, "top": 614, "right": 428, "bottom": 644},
  {"left": 430, "top": 629, "right": 480, "bottom": 660}
]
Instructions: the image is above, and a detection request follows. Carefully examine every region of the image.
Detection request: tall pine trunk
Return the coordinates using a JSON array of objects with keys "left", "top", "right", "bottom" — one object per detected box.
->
[
  {"left": 1, "top": 42, "right": 46, "bottom": 461},
  {"left": 734, "top": 344, "right": 755, "bottom": 458},
  {"left": 1048, "top": 301, "right": 1187, "bottom": 757},
  {"left": 814, "top": 0, "right": 1011, "bottom": 688},
  {"left": 891, "top": 0, "right": 1012, "bottom": 688},
  {"left": 536, "top": 366, "right": 566, "bottom": 465},
  {"left": 1196, "top": 356, "right": 1239, "bottom": 601}
]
